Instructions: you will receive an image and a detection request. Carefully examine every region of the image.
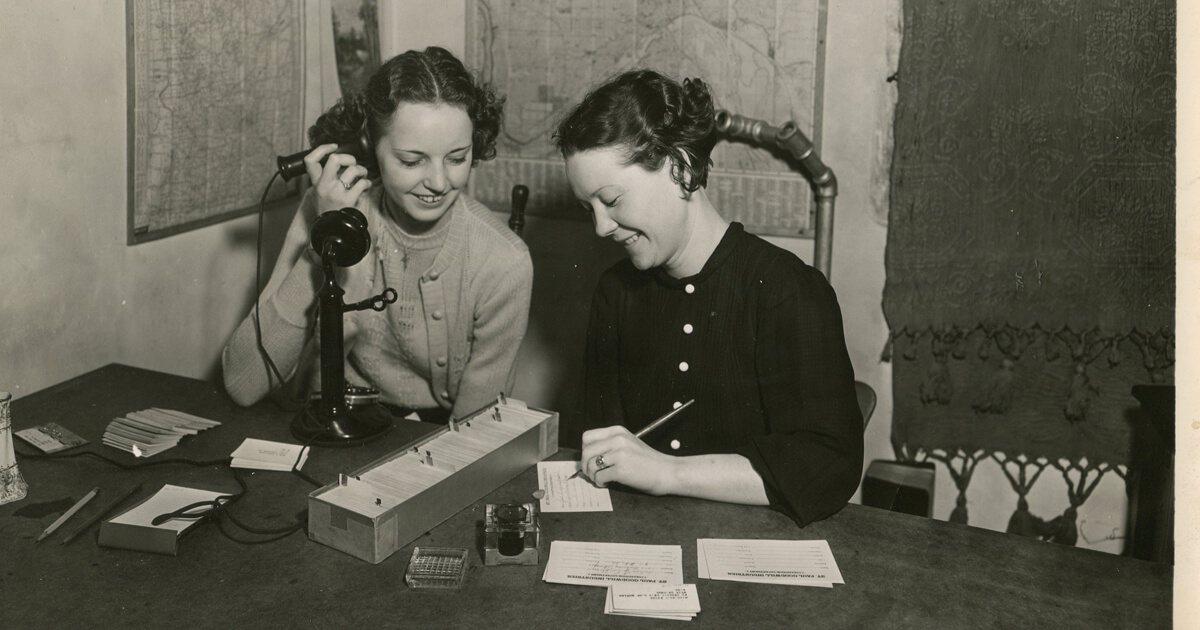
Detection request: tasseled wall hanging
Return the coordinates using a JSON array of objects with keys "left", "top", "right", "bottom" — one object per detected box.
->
[
  {"left": 929, "top": 448, "right": 985, "bottom": 525},
  {"left": 996, "top": 453, "right": 1050, "bottom": 538},
  {"left": 883, "top": 0, "right": 1175, "bottom": 547}
]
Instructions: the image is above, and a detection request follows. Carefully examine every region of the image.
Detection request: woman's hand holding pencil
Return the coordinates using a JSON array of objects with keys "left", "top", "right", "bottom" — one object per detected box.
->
[{"left": 570, "top": 400, "right": 695, "bottom": 483}]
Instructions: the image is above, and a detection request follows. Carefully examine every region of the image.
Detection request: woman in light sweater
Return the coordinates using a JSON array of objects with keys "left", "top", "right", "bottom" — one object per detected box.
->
[{"left": 222, "top": 47, "right": 533, "bottom": 422}]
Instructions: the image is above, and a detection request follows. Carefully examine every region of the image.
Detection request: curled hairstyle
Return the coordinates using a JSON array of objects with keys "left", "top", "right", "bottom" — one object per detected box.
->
[
  {"left": 309, "top": 46, "right": 504, "bottom": 166},
  {"left": 554, "top": 70, "right": 717, "bottom": 194}
]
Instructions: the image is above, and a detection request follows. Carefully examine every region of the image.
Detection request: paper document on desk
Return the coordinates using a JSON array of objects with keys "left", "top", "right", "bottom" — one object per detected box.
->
[
  {"left": 543, "top": 541, "right": 684, "bottom": 587},
  {"left": 230, "top": 438, "right": 309, "bottom": 471},
  {"left": 98, "top": 484, "right": 227, "bottom": 555},
  {"left": 697, "top": 538, "right": 843, "bottom": 587},
  {"left": 107, "top": 484, "right": 225, "bottom": 533},
  {"left": 605, "top": 583, "right": 701, "bottom": 621},
  {"left": 15, "top": 422, "right": 89, "bottom": 453},
  {"left": 536, "top": 461, "right": 613, "bottom": 512}
]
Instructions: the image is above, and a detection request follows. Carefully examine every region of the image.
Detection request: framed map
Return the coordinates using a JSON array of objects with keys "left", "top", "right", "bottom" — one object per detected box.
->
[
  {"left": 126, "top": 0, "right": 305, "bottom": 244},
  {"left": 465, "top": 0, "right": 828, "bottom": 237}
]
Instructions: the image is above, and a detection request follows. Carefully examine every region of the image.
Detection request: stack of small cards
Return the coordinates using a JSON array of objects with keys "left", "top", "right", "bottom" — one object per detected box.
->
[
  {"left": 605, "top": 584, "right": 701, "bottom": 621},
  {"left": 102, "top": 408, "right": 221, "bottom": 457},
  {"left": 697, "top": 538, "right": 844, "bottom": 587},
  {"left": 230, "top": 438, "right": 309, "bottom": 471}
]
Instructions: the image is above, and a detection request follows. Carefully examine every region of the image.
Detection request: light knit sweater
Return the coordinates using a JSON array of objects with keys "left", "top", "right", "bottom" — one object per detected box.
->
[{"left": 221, "top": 186, "right": 533, "bottom": 419}]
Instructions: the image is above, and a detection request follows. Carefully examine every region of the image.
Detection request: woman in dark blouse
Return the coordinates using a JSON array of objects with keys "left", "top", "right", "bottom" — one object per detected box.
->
[{"left": 555, "top": 70, "right": 863, "bottom": 527}]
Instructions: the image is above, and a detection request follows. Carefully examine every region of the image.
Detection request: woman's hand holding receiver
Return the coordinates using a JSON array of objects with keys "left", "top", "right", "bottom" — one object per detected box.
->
[{"left": 304, "top": 143, "right": 373, "bottom": 215}]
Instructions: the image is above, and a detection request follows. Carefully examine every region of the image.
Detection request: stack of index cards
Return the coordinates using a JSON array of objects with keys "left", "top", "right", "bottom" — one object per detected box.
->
[
  {"left": 102, "top": 408, "right": 221, "bottom": 457},
  {"left": 605, "top": 584, "right": 701, "bottom": 621},
  {"left": 230, "top": 438, "right": 309, "bottom": 471}
]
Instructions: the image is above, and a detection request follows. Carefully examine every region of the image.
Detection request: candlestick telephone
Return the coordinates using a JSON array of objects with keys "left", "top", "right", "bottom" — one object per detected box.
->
[{"left": 259, "top": 129, "right": 396, "bottom": 446}]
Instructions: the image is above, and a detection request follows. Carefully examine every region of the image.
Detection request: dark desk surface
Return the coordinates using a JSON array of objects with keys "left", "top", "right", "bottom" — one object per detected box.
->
[{"left": 1, "top": 365, "right": 1172, "bottom": 629}]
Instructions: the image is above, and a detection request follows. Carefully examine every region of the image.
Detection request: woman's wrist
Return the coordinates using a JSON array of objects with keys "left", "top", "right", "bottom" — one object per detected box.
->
[{"left": 653, "top": 454, "right": 684, "bottom": 496}]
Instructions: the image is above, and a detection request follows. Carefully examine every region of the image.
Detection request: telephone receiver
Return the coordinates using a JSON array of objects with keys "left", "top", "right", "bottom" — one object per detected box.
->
[{"left": 276, "top": 132, "right": 375, "bottom": 183}]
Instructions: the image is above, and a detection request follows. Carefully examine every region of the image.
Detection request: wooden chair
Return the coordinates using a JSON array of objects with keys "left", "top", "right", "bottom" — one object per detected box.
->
[
  {"left": 855, "top": 380, "right": 877, "bottom": 430},
  {"left": 508, "top": 185, "right": 528, "bottom": 237}
]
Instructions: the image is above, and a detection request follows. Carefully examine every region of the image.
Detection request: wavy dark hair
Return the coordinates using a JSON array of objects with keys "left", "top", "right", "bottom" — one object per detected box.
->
[
  {"left": 309, "top": 46, "right": 504, "bottom": 166},
  {"left": 554, "top": 69, "right": 717, "bottom": 194}
]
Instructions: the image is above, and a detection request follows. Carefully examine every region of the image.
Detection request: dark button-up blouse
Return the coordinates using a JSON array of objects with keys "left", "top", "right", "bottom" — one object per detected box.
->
[{"left": 579, "top": 222, "right": 863, "bottom": 527}]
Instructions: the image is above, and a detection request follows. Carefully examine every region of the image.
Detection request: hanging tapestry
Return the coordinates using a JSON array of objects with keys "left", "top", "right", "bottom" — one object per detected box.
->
[{"left": 883, "top": 0, "right": 1174, "bottom": 537}]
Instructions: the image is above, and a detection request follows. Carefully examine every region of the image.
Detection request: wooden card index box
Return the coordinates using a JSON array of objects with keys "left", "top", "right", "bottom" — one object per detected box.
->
[{"left": 308, "top": 400, "right": 558, "bottom": 564}]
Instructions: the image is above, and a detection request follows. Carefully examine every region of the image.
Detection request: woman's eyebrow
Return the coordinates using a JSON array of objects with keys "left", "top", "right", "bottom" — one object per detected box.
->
[
  {"left": 393, "top": 143, "right": 473, "bottom": 156},
  {"left": 585, "top": 184, "right": 620, "bottom": 197}
]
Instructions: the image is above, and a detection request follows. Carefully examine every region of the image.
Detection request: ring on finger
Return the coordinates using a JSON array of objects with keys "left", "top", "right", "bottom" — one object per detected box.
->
[
  {"left": 342, "top": 179, "right": 353, "bottom": 190},
  {"left": 595, "top": 454, "right": 606, "bottom": 469}
]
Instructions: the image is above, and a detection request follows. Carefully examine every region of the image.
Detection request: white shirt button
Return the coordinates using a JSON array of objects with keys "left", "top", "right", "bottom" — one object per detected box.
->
[
  {"left": 429, "top": 271, "right": 440, "bottom": 281},
  {"left": 683, "top": 324, "right": 693, "bottom": 334},
  {"left": 436, "top": 357, "right": 447, "bottom": 367},
  {"left": 441, "top": 390, "right": 451, "bottom": 399},
  {"left": 685, "top": 284, "right": 695, "bottom": 294},
  {"left": 432, "top": 310, "right": 444, "bottom": 320},
  {"left": 670, "top": 439, "right": 681, "bottom": 450},
  {"left": 673, "top": 401, "right": 682, "bottom": 409},
  {"left": 679, "top": 362, "right": 689, "bottom": 372}
]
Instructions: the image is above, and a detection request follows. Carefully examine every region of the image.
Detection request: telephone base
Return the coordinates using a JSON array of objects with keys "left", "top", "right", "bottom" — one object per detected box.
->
[{"left": 291, "top": 403, "right": 392, "bottom": 447}]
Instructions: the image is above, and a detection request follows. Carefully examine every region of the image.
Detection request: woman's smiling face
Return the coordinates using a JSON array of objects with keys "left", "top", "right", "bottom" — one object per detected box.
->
[
  {"left": 375, "top": 102, "right": 474, "bottom": 231},
  {"left": 565, "top": 146, "right": 692, "bottom": 273}
]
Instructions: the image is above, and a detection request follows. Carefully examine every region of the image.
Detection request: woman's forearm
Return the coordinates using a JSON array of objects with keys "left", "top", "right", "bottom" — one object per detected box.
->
[
  {"left": 662, "top": 453, "right": 770, "bottom": 506},
  {"left": 221, "top": 254, "right": 320, "bottom": 406}
]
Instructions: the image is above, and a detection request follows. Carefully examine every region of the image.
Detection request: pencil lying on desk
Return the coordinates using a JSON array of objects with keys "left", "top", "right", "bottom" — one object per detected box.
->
[
  {"left": 569, "top": 399, "right": 696, "bottom": 480},
  {"left": 61, "top": 483, "right": 144, "bottom": 545},
  {"left": 37, "top": 487, "right": 99, "bottom": 543}
]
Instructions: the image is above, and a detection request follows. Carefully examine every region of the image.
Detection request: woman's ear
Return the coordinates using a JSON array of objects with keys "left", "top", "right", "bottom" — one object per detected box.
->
[{"left": 668, "top": 150, "right": 695, "bottom": 199}]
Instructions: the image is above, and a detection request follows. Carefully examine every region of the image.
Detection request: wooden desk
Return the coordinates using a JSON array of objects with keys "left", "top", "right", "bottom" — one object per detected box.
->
[{"left": 1, "top": 365, "right": 1171, "bottom": 628}]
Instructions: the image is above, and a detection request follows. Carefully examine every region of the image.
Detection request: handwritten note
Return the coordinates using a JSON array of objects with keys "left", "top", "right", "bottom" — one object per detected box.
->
[
  {"left": 697, "top": 538, "right": 843, "bottom": 587},
  {"left": 543, "top": 541, "right": 684, "bottom": 587},
  {"left": 537, "top": 461, "right": 613, "bottom": 512},
  {"left": 605, "top": 583, "right": 701, "bottom": 621}
]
